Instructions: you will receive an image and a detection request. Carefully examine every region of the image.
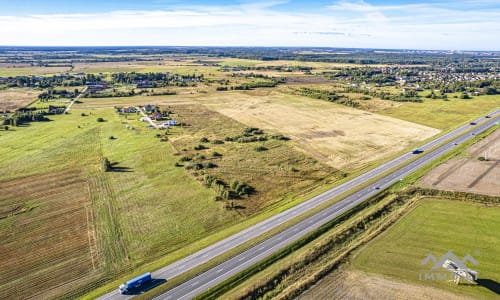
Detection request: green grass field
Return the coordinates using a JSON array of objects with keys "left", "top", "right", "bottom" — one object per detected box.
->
[
  {"left": 353, "top": 198, "right": 500, "bottom": 298},
  {"left": 0, "top": 107, "right": 242, "bottom": 297},
  {"left": 379, "top": 95, "right": 500, "bottom": 130}
]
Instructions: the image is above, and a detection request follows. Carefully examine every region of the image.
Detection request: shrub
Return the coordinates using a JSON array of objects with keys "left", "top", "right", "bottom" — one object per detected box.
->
[
  {"left": 179, "top": 156, "right": 192, "bottom": 162},
  {"left": 109, "top": 136, "right": 116, "bottom": 140},
  {"left": 195, "top": 154, "right": 206, "bottom": 160},
  {"left": 200, "top": 137, "right": 209, "bottom": 143},
  {"left": 211, "top": 151, "right": 222, "bottom": 157},
  {"left": 203, "top": 162, "right": 217, "bottom": 169},
  {"left": 224, "top": 136, "right": 234, "bottom": 142},
  {"left": 186, "top": 162, "right": 204, "bottom": 170},
  {"left": 96, "top": 117, "right": 105, "bottom": 122},
  {"left": 194, "top": 144, "right": 207, "bottom": 150},
  {"left": 255, "top": 146, "right": 268, "bottom": 152},
  {"left": 270, "top": 134, "right": 290, "bottom": 141},
  {"left": 211, "top": 139, "right": 224, "bottom": 144}
]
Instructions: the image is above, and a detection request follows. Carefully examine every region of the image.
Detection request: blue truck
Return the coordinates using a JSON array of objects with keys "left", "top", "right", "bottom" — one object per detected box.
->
[{"left": 119, "top": 272, "right": 152, "bottom": 294}]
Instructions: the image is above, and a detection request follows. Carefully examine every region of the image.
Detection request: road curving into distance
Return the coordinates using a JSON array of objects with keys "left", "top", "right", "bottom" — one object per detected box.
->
[{"left": 97, "top": 109, "right": 499, "bottom": 300}]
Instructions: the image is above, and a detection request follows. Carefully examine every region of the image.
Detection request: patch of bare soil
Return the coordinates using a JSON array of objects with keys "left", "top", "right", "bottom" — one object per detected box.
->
[
  {"left": 420, "top": 129, "right": 500, "bottom": 196},
  {"left": 299, "top": 269, "right": 475, "bottom": 300}
]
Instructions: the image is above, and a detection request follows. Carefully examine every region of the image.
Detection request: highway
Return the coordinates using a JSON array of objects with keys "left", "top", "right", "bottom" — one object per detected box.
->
[{"left": 97, "top": 109, "right": 499, "bottom": 300}]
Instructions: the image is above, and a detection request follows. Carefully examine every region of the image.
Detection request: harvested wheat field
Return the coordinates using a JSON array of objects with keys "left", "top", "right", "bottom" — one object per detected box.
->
[
  {"left": 420, "top": 129, "right": 500, "bottom": 196},
  {"left": 299, "top": 269, "right": 474, "bottom": 300},
  {"left": 202, "top": 90, "right": 440, "bottom": 171},
  {"left": 0, "top": 169, "right": 98, "bottom": 300},
  {"left": 0, "top": 88, "right": 41, "bottom": 112}
]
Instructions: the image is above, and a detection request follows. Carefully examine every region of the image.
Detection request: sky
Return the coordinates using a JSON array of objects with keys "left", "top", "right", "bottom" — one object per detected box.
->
[{"left": 0, "top": 0, "right": 499, "bottom": 50}]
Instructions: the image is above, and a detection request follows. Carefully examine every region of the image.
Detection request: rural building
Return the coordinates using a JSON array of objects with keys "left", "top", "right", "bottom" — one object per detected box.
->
[
  {"left": 121, "top": 106, "right": 137, "bottom": 113},
  {"left": 151, "top": 111, "right": 163, "bottom": 120},
  {"left": 161, "top": 120, "right": 177, "bottom": 126},
  {"left": 143, "top": 104, "right": 158, "bottom": 112}
]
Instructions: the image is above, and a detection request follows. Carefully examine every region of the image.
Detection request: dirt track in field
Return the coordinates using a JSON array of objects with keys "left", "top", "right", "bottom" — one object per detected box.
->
[{"left": 420, "top": 129, "right": 500, "bottom": 196}]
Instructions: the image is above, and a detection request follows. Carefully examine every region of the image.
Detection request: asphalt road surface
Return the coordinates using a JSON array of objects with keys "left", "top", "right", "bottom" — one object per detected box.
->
[{"left": 97, "top": 109, "right": 499, "bottom": 300}]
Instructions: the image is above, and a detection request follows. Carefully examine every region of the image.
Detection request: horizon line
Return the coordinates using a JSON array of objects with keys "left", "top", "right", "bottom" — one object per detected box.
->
[{"left": 0, "top": 45, "right": 499, "bottom": 53}]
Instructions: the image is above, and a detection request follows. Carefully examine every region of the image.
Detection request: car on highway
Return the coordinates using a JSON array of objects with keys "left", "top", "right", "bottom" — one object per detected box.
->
[
  {"left": 470, "top": 122, "right": 477, "bottom": 125},
  {"left": 412, "top": 149, "right": 424, "bottom": 154},
  {"left": 485, "top": 115, "right": 491, "bottom": 118}
]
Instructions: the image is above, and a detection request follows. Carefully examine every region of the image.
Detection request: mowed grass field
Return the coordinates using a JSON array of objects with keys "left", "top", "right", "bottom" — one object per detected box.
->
[
  {"left": 352, "top": 198, "right": 500, "bottom": 299},
  {"left": 379, "top": 94, "right": 500, "bottom": 130},
  {"left": 0, "top": 107, "right": 240, "bottom": 298}
]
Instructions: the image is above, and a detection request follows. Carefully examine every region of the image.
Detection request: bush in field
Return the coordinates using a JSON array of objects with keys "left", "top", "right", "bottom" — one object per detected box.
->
[
  {"left": 194, "top": 144, "right": 207, "bottom": 150},
  {"left": 270, "top": 134, "right": 290, "bottom": 141},
  {"left": 97, "top": 117, "right": 105, "bottom": 122},
  {"left": 211, "top": 139, "right": 224, "bottom": 144},
  {"left": 255, "top": 146, "right": 268, "bottom": 152},
  {"left": 211, "top": 151, "right": 222, "bottom": 157},
  {"left": 199, "top": 137, "right": 209, "bottom": 143}
]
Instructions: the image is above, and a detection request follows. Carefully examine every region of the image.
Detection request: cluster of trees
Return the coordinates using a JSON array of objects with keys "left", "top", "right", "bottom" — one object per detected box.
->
[
  {"left": 5, "top": 73, "right": 103, "bottom": 89},
  {"left": 328, "top": 68, "right": 397, "bottom": 85},
  {"left": 203, "top": 175, "right": 255, "bottom": 200},
  {"left": 216, "top": 78, "right": 283, "bottom": 91},
  {"left": 295, "top": 87, "right": 362, "bottom": 107},
  {"left": 3, "top": 110, "right": 49, "bottom": 126},
  {"left": 343, "top": 87, "right": 423, "bottom": 103},
  {"left": 110, "top": 72, "right": 203, "bottom": 86},
  {"left": 38, "top": 88, "right": 79, "bottom": 101},
  {"left": 224, "top": 127, "right": 290, "bottom": 143}
]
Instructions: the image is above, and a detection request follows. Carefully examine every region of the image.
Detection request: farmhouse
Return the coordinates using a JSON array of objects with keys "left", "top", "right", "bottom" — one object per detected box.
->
[
  {"left": 87, "top": 82, "right": 108, "bottom": 93},
  {"left": 151, "top": 111, "right": 163, "bottom": 121},
  {"left": 121, "top": 106, "right": 137, "bottom": 113},
  {"left": 143, "top": 104, "right": 158, "bottom": 112}
]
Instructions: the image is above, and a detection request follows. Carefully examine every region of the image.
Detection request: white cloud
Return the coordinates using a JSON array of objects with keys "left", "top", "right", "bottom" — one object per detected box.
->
[{"left": 0, "top": 1, "right": 498, "bottom": 50}]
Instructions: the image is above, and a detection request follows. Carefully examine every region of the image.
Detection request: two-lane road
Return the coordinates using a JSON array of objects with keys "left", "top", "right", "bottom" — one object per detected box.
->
[{"left": 97, "top": 109, "right": 499, "bottom": 300}]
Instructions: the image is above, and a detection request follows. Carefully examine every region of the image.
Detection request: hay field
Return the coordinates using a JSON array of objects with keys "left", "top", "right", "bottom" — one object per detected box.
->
[
  {"left": 200, "top": 90, "right": 440, "bottom": 171},
  {"left": 0, "top": 88, "right": 41, "bottom": 112},
  {"left": 0, "top": 169, "right": 98, "bottom": 299}
]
